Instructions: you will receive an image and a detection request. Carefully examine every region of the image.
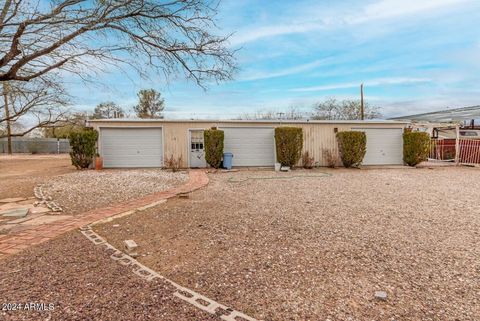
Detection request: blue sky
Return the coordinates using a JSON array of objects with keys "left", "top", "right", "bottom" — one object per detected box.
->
[{"left": 69, "top": 0, "right": 480, "bottom": 119}]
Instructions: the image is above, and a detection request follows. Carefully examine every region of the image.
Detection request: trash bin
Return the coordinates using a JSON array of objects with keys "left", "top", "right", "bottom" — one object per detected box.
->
[{"left": 223, "top": 152, "right": 233, "bottom": 170}]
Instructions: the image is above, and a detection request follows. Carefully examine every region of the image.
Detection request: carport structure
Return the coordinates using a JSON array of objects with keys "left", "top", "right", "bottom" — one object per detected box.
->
[
  {"left": 87, "top": 119, "right": 408, "bottom": 168},
  {"left": 392, "top": 105, "right": 480, "bottom": 165}
]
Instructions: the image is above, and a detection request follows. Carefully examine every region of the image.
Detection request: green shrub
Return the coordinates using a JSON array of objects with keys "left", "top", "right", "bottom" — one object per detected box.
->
[
  {"left": 336, "top": 131, "right": 366, "bottom": 168},
  {"left": 403, "top": 131, "right": 430, "bottom": 166},
  {"left": 204, "top": 129, "right": 224, "bottom": 168},
  {"left": 275, "top": 127, "right": 303, "bottom": 167},
  {"left": 69, "top": 130, "right": 98, "bottom": 169}
]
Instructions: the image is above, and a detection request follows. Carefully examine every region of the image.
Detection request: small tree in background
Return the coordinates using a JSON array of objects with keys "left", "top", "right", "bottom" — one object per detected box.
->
[
  {"left": 133, "top": 89, "right": 165, "bottom": 119},
  {"left": 92, "top": 102, "right": 125, "bottom": 119},
  {"left": 403, "top": 131, "right": 430, "bottom": 166},
  {"left": 43, "top": 112, "right": 87, "bottom": 138},
  {"left": 275, "top": 127, "right": 303, "bottom": 167},
  {"left": 204, "top": 129, "right": 224, "bottom": 168},
  {"left": 69, "top": 130, "right": 98, "bottom": 169},
  {"left": 336, "top": 131, "right": 366, "bottom": 168}
]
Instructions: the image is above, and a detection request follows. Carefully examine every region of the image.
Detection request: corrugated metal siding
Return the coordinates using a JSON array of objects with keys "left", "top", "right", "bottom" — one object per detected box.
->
[
  {"left": 91, "top": 121, "right": 405, "bottom": 167},
  {"left": 290, "top": 123, "right": 351, "bottom": 167}
]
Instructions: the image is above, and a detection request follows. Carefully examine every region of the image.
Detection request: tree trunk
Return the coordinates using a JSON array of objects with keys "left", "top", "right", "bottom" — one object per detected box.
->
[{"left": 2, "top": 82, "right": 12, "bottom": 154}]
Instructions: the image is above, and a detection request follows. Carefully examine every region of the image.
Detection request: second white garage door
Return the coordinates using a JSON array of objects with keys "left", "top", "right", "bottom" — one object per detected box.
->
[
  {"left": 100, "top": 127, "right": 163, "bottom": 168},
  {"left": 352, "top": 128, "right": 403, "bottom": 165},
  {"left": 222, "top": 127, "right": 275, "bottom": 166}
]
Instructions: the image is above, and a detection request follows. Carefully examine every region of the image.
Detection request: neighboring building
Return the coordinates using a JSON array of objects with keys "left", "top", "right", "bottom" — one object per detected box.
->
[{"left": 86, "top": 119, "right": 408, "bottom": 168}]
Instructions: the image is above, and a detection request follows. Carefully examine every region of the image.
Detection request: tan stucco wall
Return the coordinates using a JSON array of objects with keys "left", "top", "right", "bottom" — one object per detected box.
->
[{"left": 89, "top": 120, "right": 407, "bottom": 167}]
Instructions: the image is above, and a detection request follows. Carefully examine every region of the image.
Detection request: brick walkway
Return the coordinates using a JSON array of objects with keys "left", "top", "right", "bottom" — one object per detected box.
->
[{"left": 0, "top": 170, "right": 209, "bottom": 260}]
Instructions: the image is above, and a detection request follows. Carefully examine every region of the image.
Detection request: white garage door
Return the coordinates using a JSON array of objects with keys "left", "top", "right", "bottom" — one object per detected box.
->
[
  {"left": 222, "top": 127, "right": 275, "bottom": 166},
  {"left": 100, "top": 128, "right": 163, "bottom": 168},
  {"left": 352, "top": 128, "right": 403, "bottom": 165}
]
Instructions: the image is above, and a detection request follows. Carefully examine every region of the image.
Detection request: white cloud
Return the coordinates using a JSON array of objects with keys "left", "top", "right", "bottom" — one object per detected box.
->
[
  {"left": 354, "top": 0, "right": 473, "bottom": 23},
  {"left": 230, "top": 0, "right": 475, "bottom": 45},
  {"left": 239, "top": 58, "right": 327, "bottom": 81},
  {"left": 290, "top": 77, "right": 432, "bottom": 92},
  {"left": 229, "top": 21, "right": 327, "bottom": 46}
]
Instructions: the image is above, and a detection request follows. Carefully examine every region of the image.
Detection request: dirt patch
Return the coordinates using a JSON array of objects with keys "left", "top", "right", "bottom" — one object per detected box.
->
[
  {"left": 0, "top": 155, "right": 74, "bottom": 200},
  {"left": 0, "top": 231, "right": 220, "bottom": 321},
  {"left": 95, "top": 167, "right": 480, "bottom": 321},
  {"left": 42, "top": 169, "right": 189, "bottom": 214}
]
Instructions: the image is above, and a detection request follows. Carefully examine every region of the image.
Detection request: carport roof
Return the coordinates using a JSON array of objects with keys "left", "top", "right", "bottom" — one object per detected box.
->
[{"left": 390, "top": 105, "right": 480, "bottom": 122}]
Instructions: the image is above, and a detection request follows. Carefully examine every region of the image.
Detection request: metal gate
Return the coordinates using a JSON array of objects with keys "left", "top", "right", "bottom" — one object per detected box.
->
[
  {"left": 459, "top": 139, "right": 480, "bottom": 164},
  {"left": 430, "top": 138, "right": 480, "bottom": 165}
]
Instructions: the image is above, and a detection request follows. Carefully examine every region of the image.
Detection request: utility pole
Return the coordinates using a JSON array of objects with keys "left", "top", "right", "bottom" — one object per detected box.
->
[
  {"left": 454, "top": 124, "right": 460, "bottom": 165},
  {"left": 360, "top": 83, "right": 364, "bottom": 120},
  {"left": 2, "top": 82, "right": 12, "bottom": 155}
]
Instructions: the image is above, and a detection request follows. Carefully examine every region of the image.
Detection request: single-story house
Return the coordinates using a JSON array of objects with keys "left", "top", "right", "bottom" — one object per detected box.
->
[{"left": 86, "top": 119, "right": 409, "bottom": 168}]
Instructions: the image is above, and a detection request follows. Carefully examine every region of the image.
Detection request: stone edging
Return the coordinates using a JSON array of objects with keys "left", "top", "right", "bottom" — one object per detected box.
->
[
  {"left": 33, "top": 184, "right": 63, "bottom": 212},
  {"left": 80, "top": 225, "right": 258, "bottom": 321}
]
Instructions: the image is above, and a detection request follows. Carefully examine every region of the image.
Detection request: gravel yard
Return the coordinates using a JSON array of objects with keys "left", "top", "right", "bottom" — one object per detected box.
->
[
  {"left": 42, "top": 169, "right": 189, "bottom": 214},
  {"left": 0, "top": 232, "right": 219, "bottom": 321},
  {"left": 95, "top": 167, "right": 480, "bottom": 321}
]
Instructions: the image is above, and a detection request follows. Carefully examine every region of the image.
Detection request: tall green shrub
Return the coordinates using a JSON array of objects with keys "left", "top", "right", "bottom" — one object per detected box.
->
[
  {"left": 336, "top": 131, "right": 366, "bottom": 168},
  {"left": 69, "top": 130, "right": 98, "bottom": 169},
  {"left": 275, "top": 127, "right": 303, "bottom": 167},
  {"left": 403, "top": 131, "right": 430, "bottom": 166},
  {"left": 204, "top": 129, "right": 224, "bottom": 168}
]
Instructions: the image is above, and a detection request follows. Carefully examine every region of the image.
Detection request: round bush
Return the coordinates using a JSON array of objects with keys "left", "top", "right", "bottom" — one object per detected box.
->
[
  {"left": 403, "top": 131, "right": 430, "bottom": 166},
  {"left": 69, "top": 129, "right": 98, "bottom": 169},
  {"left": 336, "top": 131, "right": 366, "bottom": 168},
  {"left": 275, "top": 127, "right": 303, "bottom": 167},
  {"left": 204, "top": 129, "right": 224, "bottom": 169}
]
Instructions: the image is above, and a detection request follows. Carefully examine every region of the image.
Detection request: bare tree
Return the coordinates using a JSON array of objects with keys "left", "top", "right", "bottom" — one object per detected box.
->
[
  {"left": 0, "top": 77, "right": 70, "bottom": 139},
  {"left": 238, "top": 106, "right": 305, "bottom": 120},
  {"left": 92, "top": 101, "right": 124, "bottom": 119},
  {"left": 133, "top": 89, "right": 165, "bottom": 118},
  {"left": 238, "top": 109, "right": 276, "bottom": 120},
  {"left": 0, "top": 0, "right": 235, "bottom": 87},
  {"left": 312, "top": 98, "right": 381, "bottom": 120}
]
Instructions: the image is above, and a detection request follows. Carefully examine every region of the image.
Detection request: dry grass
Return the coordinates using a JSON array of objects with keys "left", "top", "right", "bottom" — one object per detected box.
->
[
  {"left": 0, "top": 155, "right": 74, "bottom": 200},
  {"left": 96, "top": 167, "right": 480, "bottom": 321}
]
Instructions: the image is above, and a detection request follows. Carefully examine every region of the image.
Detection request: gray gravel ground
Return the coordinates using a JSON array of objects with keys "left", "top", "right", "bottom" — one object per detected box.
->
[
  {"left": 0, "top": 231, "right": 219, "bottom": 321},
  {"left": 96, "top": 167, "right": 480, "bottom": 321},
  {"left": 42, "top": 169, "right": 188, "bottom": 214}
]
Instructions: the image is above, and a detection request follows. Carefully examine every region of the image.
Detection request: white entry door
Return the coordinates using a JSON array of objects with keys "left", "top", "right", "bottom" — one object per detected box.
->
[
  {"left": 189, "top": 130, "right": 206, "bottom": 168},
  {"left": 221, "top": 127, "right": 275, "bottom": 166},
  {"left": 100, "top": 127, "right": 163, "bottom": 168},
  {"left": 352, "top": 128, "right": 403, "bottom": 165}
]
